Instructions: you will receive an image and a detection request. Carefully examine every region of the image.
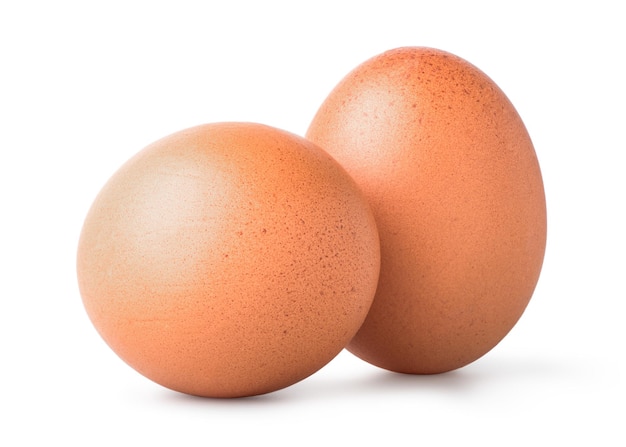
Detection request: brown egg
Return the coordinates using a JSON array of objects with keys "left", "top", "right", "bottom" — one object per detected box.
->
[
  {"left": 306, "top": 47, "right": 547, "bottom": 374},
  {"left": 76, "top": 122, "right": 380, "bottom": 397}
]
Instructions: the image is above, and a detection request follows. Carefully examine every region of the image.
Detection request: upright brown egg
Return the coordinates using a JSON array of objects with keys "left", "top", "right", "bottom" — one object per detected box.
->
[
  {"left": 76, "top": 122, "right": 380, "bottom": 397},
  {"left": 306, "top": 47, "right": 546, "bottom": 374}
]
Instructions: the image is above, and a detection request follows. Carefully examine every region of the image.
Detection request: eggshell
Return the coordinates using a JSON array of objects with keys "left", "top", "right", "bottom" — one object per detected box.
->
[
  {"left": 306, "top": 47, "right": 547, "bottom": 374},
  {"left": 76, "top": 122, "right": 380, "bottom": 397}
]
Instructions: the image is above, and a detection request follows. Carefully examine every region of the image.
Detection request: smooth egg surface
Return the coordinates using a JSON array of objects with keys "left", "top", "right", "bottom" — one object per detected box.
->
[
  {"left": 306, "top": 47, "right": 547, "bottom": 374},
  {"left": 77, "top": 122, "right": 380, "bottom": 397}
]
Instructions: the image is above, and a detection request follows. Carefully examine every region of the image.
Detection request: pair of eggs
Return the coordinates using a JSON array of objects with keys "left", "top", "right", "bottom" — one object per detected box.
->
[{"left": 77, "top": 47, "right": 547, "bottom": 398}]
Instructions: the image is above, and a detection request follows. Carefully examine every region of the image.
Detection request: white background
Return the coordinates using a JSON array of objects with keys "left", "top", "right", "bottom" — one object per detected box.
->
[{"left": 2, "top": 1, "right": 624, "bottom": 445}]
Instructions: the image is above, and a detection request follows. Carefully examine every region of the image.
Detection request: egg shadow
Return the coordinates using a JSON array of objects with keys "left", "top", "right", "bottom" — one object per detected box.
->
[
  {"left": 155, "top": 352, "right": 574, "bottom": 406},
  {"left": 359, "top": 367, "right": 476, "bottom": 392},
  {"left": 156, "top": 385, "right": 289, "bottom": 407},
  {"left": 294, "top": 366, "right": 482, "bottom": 403},
  {"left": 283, "top": 353, "right": 579, "bottom": 404},
  {"left": 157, "top": 365, "right": 479, "bottom": 407}
]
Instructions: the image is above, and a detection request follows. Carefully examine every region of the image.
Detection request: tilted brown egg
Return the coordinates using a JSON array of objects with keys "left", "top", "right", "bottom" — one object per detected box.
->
[
  {"left": 76, "top": 122, "right": 380, "bottom": 397},
  {"left": 306, "top": 47, "right": 547, "bottom": 374}
]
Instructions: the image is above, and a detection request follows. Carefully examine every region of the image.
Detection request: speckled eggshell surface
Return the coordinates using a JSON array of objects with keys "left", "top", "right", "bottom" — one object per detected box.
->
[
  {"left": 306, "top": 47, "right": 547, "bottom": 374},
  {"left": 77, "top": 122, "right": 380, "bottom": 398}
]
